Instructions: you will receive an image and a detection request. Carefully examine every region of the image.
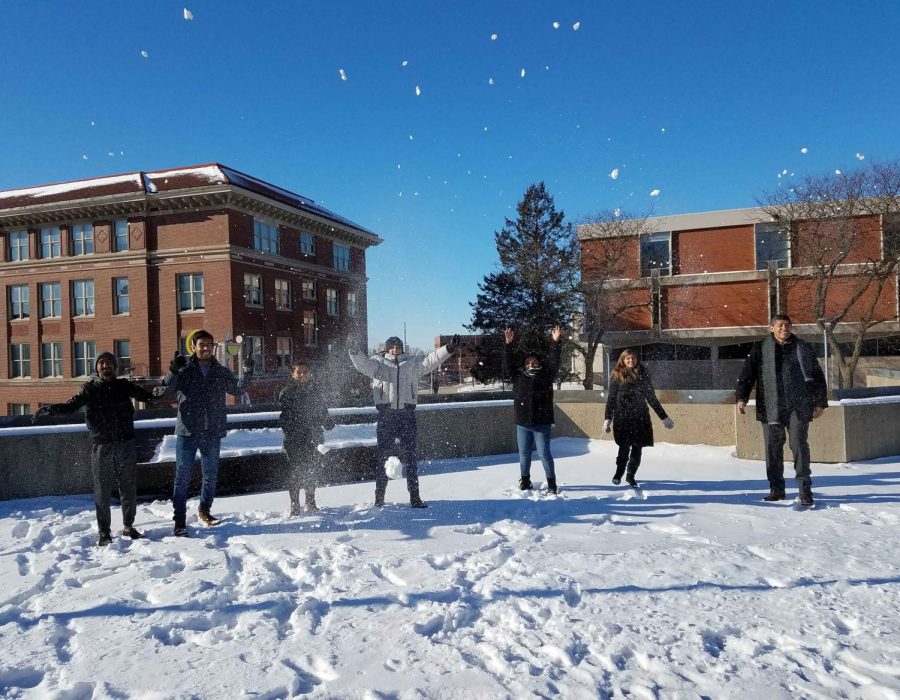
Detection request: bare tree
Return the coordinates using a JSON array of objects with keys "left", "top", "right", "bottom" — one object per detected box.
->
[
  {"left": 759, "top": 160, "right": 900, "bottom": 388},
  {"left": 575, "top": 210, "right": 656, "bottom": 389}
]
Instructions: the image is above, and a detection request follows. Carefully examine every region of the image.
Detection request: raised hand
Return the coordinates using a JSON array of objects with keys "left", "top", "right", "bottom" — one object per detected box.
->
[
  {"left": 551, "top": 325, "right": 562, "bottom": 342},
  {"left": 169, "top": 351, "right": 187, "bottom": 374},
  {"left": 446, "top": 334, "right": 461, "bottom": 353},
  {"left": 503, "top": 328, "right": 514, "bottom": 345}
]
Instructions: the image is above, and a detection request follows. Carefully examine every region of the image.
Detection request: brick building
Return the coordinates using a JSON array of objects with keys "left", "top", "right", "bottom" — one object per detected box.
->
[
  {"left": 0, "top": 164, "right": 381, "bottom": 415},
  {"left": 578, "top": 207, "right": 900, "bottom": 388}
]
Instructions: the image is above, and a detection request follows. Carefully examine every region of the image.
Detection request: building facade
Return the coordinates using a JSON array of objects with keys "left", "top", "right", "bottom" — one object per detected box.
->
[
  {"left": 578, "top": 207, "right": 900, "bottom": 388},
  {"left": 0, "top": 164, "right": 381, "bottom": 415}
]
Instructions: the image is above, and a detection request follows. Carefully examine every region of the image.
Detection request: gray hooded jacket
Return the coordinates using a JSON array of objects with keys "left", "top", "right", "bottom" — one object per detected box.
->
[{"left": 349, "top": 346, "right": 452, "bottom": 409}]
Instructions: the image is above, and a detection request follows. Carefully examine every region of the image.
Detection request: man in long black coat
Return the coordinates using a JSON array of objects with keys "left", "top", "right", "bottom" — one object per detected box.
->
[{"left": 736, "top": 314, "right": 828, "bottom": 505}]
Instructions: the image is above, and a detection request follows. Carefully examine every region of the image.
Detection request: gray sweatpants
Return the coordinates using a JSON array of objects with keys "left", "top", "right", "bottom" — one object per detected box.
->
[
  {"left": 762, "top": 412, "right": 812, "bottom": 495},
  {"left": 91, "top": 440, "right": 138, "bottom": 535}
]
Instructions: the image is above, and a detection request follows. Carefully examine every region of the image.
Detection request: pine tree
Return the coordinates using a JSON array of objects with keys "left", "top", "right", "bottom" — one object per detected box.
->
[{"left": 468, "top": 182, "right": 579, "bottom": 381}]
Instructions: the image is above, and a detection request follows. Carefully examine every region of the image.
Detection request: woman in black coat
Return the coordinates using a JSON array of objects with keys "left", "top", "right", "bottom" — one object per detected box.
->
[{"left": 603, "top": 349, "right": 673, "bottom": 487}]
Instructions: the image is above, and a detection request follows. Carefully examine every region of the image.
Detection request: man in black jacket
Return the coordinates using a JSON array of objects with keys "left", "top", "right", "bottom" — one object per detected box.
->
[
  {"left": 163, "top": 330, "right": 254, "bottom": 536},
  {"left": 503, "top": 325, "right": 562, "bottom": 493},
  {"left": 736, "top": 314, "right": 828, "bottom": 506},
  {"left": 33, "top": 352, "right": 156, "bottom": 546}
]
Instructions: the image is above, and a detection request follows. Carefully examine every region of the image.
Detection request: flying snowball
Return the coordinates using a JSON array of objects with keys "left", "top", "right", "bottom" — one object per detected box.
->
[
  {"left": 572, "top": 21, "right": 581, "bottom": 30},
  {"left": 338, "top": 68, "right": 347, "bottom": 81},
  {"left": 800, "top": 147, "right": 808, "bottom": 154},
  {"left": 401, "top": 59, "right": 408, "bottom": 67},
  {"left": 82, "top": 154, "right": 88, "bottom": 160},
  {"left": 488, "top": 77, "right": 494, "bottom": 85},
  {"left": 610, "top": 168, "right": 619, "bottom": 180},
  {"left": 490, "top": 33, "right": 498, "bottom": 40},
  {"left": 415, "top": 85, "right": 421, "bottom": 96},
  {"left": 520, "top": 68, "right": 526, "bottom": 77},
  {"left": 650, "top": 189, "right": 660, "bottom": 197},
  {"left": 140, "top": 50, "right": 149, "bottom": 58},
  {"left": 552, "top": 21, "right": 560, "bottom": 29},
  {"left": 384, "top": 457, "right": 404, "bottom": 480},
  {"left": 183, "top": 8, "right": 193, "bottom": 20},
  {"left": 856, "top": 152, "right": 865, "bottom": 160},
  {"left": 835, "top": 169, "right": 842, "bottom": 175}
]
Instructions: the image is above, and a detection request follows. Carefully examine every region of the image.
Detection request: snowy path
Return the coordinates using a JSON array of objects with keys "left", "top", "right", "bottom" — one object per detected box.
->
[{"left": 1, "top": 438, "right": 899, "bottom": 698}]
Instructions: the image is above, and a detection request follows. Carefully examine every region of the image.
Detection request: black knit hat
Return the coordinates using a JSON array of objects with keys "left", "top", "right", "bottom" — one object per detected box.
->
[
  {"left": 385, "top": 336, "right": 404, "bottom": 352},
  {"left": 95, "top": 352, "right": 118, "bottom": 372}
]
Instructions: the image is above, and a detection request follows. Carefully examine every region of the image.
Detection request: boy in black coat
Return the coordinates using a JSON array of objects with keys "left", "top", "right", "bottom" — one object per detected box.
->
[
  {"left": 33, "top": 352, "right": 156, "bottom": 546},
  {"left": 278, "top": 360, "right": 331, "bottom": 514},
  {"left": 502, "top": 325, "right": 562, "bottom": 493}
]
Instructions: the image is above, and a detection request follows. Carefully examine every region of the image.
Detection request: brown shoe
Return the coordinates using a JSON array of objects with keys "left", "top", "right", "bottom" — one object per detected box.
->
[
  {"left": 798, "top": 491, "right": 814, "bottom": 507},
  {"left": 198, "top": 510, "right": 220, "bottom": 526},
  {"left": 763, "top": 491, "right": 785, "bottom": 502},
  {"left": 288, "top": 502, "right": 302, "bottom": 517}
]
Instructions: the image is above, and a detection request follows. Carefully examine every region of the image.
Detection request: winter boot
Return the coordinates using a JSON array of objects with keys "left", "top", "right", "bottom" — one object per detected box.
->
[
  {"left": 304, "top": 490, "right": 319, "bottom": 513},
  {"left": 612, "top": 468, "right": 624, "bottom": 486},
  {"left": 546, "top": 478, "right": 558, "bottom": 495},
  {"left": 289, "top": 501, "right": 302, "bottom": 517},
  {"left": 98, "top": 531, "right": 113, "bottom": 547},
  {"left": 798, "top": 490, "right": 814, "bottom": 507},
  {"left": 122, "top": 526, "right": 143, "bottom": 540},
  {"left": 410, "top": 498, "right": 429, "bottom": 508},
  {"left": 519, "top": 476, "right": 533, "bottom": 490},
  {"left": 198, "top": 509, "right": 220, "bottom": 526},
  {"left": 625, "top": 473, "right": 640, "bottom": 489},
  {"left": 173, "top": 522, "right": 189, "bottom": 537},
  {"left": 763, "top": 490, "right": 785, "bottom": 502}
]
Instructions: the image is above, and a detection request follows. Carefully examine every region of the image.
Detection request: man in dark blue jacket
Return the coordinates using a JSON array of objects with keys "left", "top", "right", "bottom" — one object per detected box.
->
[
  {"left": 736, "top": 314, "right": 828, "bottom": 506},
  {"left": 33, "top": 352, "right": 156, "bottom": 546},
  {"left": 163, "top": 330, "right": 253, "bottom": 536}
]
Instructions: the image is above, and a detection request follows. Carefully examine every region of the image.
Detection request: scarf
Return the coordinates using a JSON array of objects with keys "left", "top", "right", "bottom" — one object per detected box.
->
[{"left": 761, "top": 334, "right": 817, "bottom": 424}]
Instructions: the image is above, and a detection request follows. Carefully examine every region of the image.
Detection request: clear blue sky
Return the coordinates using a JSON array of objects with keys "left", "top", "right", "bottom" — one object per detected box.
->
[{"left": 2, "top": 1, "right": 899, "bottom": 351}]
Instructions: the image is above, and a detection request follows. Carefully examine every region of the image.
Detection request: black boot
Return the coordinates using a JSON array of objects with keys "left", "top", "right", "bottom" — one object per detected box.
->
[
  {"left": 762, "top": 490, "right": 785, "bottom": 502},
  {"left": 612, "top": 468, "right": 624, "bottom": 486},
  {"left": 98, "top": 531, "right": 112, "bottom": 547},
  {"left": 519, "top": 476, "right": 533, "bottom": 490},
  {"left": 625, "top": 472, "right": 639, "bottom": 488},
  {"left": 546, "top": 478, "right": 558, "bottom": 495}
]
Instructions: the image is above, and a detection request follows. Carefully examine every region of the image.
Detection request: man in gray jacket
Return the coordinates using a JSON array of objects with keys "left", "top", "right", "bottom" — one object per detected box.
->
[{"left": 349, "top": 334, "right": 458, "bottom": 507}]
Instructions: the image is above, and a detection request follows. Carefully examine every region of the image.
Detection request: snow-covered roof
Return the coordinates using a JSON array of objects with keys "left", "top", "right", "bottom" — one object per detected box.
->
[{"left": 0, "top": 163, "right": 377, "bottom": 238}]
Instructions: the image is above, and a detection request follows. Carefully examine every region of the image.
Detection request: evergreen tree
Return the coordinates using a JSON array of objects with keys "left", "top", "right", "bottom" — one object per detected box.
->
[{"left": 468, "top": 182, "right": 580, "bottom": 381}]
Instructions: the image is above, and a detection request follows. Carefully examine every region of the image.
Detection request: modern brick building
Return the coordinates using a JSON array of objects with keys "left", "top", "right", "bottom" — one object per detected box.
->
[
  {"left": 578, "top": 207, "right": 900, "bottom": 388},
  {"left": 0, "top": 164, "right": 381, "bottom": 415}
]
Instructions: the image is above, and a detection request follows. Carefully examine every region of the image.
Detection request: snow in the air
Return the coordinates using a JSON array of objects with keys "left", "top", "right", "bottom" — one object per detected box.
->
[
  {"left": 573, "top": 21, "right": 581, "bottom": 30},
  {"left": 801, "top": 146, "right": 809, "bottom": 154},
  {"left": 553, "top": 21, "right": 561, "bottom": 29},
  {"left": 650, "top": 188, "right": 660, "bottom": 197},
  {"left": 140, "top": 50, "right": 148, "bottom": 58},
  {"left": 857, "top": 152, "right": 866, "bottom": 160},
  {"left": 610, "top": 168, "right": 619, "bottom": 180},
  {"left": 339, "top": 68, "right": 347, "bottom": 81},
  {"left": 2, "top": 432, "right": 899, "bottom": 698},
  {"left": 415, "top": 85, "right": 421, "bottom": 96},
  {"left": 490, "top": 33, "right": 498, "bottom": 41},
  {"left": 183, "top": 8, "right": 193, "bottom": 21}
]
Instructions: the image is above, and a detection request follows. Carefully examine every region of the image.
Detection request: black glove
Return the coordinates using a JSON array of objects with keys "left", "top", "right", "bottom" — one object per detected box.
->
[
  {"left": 323, "top": 417, "right": 336, "bottom": 431},
  {"left": 31, "top": 406, "right": 52, "bottom": 424},
  {"left": 242, "top": 356, "right": 255, "bottom": 374},
  {"left": 169, "top": 351, "right": 187, "bottom": 374},
  {"left": 446, "top": 334, "right": 461, "bottom": 354}
]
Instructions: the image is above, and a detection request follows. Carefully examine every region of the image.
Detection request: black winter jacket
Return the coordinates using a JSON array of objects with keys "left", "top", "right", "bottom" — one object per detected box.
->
[
  {"left": 278, "top": 378, "right": 330, "bottom": 445},
  {"left": 604, "top": 366, "right": 668, "bottom": 447},
  {"left": 47, "top": 376, "right": 155, "bottom": 444},
  {"left": 735, "top": 334, "right": 828, "bottom": 423},
  {"left": 503, "top": 340, "right": 562, "bottom": 427},
  {"left": 163, "top": 356, "right": 251, "bottom": 438}
]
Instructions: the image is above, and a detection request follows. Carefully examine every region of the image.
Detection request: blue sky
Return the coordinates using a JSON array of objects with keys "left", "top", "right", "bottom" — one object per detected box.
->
[{"left": 2, "top": 1, "right": 899, "bottom": 351}]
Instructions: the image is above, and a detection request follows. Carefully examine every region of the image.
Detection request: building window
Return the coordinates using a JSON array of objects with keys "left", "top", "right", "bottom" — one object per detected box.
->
[
  {"left": 115, "top": 340, "right": 131, "bottom": 375},
  {"left": 73, "top": 341, "right": 96, "bottom": 377},
  {"left": 114, "top": 219, "right": 129, "bottom": 252},
  {"left": 41, "top": 342, "right": 63, "bottom": 378},
  {"left": 8, "top": 403, "right": 31, "bottom": 416},
  {"left": 253, "top": 219, "right": 279, "bottom": 254},
  {"left": 346, "top": 291, "right": 359, "bottom": 317},
  {"left": 40, "top": 227, "right": 61, "bottom": 259},
  {"left": 40, "top": 282, "right": 61, "bottom": 318},
  {"left": 755, "top": 223, "right": 790, "bottom": 270},
  {"left": 640, "top": 232, "right": 671, "bottom": 277},
  {"left": 883, "top": 214, "right": 900, "bottom": 260},
  {"left": 8, "top": 285, "right": 29, "bottom": 320},
  {"left": 244, "top": 272, "right": 263, "bottom": 307},
  {"left": 8, "top": 231, "right": 29, "bottom": 261},
  {"left": 177, "top": 273, "right": 204, "bottom": 311},
  {"left": 72, "top": 280, "right": 95, "bottom": 317},
  {"left": 333, "top": 243, "right": 350, "bottom": 271},
  {"left": 326, "top": 288, "right": 339, "bottom": 316},
  {"left": 275, "top": 279, "right": 292, "bottom": 310},
  {"left": 245, "top": 336, "right": 264, "bottom": 371},
  {"left": 71, "top": 223, "right": 94, "bottom": 256},
  {"left": 276, "top": 336, "right": 292, "bottom": 370},
  {"left": 114, "top": 277, "right": 129, "bottom": 314},
  {"left": 303, "top": 310, "right": 318, "bottom": 346},
  {"left": 301, "top": 279, "right": 316, "bottom": 301},
  {"left": 300, "top": 232, "right": 315, "bottom": 255},
  {"left": 10, "top": 344, "right": 31, "bottom": 378}
]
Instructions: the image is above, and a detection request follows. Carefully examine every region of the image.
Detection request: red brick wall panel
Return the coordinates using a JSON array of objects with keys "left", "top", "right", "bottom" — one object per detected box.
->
[
  {"left": 156, "top": 211, "right": 229, "bottom": 250},
  {"left": 794, "top": 216, "right": 882, "bottom": 267},
  {"left": 781, "top": 275, "right": 898, "bottom": 324},
  {"left": 664, "top": 281, "right": 770, "bottom": 329},
  {"left": 675, "top": 225, "right": 755, "bottom": 274},
  {"left": 581, "top": 237, "right": 639, "bottom": 280}
]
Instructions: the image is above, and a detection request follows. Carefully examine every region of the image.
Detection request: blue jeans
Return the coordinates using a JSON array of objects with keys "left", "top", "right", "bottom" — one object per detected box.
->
[
  {"left": 516, "top": 424, "right": 555, "bottom": 480},
  {"left": 173, "top": 433, "right": 221, "bottom": 525}
]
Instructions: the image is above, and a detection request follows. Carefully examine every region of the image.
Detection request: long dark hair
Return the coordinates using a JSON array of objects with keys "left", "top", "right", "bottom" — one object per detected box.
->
[{"left": 611, "top": 349, "right": 640, "bottom": 384}]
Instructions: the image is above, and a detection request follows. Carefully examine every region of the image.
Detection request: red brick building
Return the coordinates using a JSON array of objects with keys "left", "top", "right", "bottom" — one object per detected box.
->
[
  {"left": 578, "top": 207, "right": 900, "bottom": 387},
  {"left": 0, "top": 164, "right": 381, "bottom": 415}
]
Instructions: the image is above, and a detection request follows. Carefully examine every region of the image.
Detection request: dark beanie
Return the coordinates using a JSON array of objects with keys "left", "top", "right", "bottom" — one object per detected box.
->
[
  {"left": 95, "top": 352, "right": 118, "bottom": 372},
  {"left": 385, "top": 336, "right": 403, "bottom": 351}
]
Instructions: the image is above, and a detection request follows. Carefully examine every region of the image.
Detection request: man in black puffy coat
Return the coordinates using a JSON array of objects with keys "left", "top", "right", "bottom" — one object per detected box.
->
[
  {"left": 33, "top": 352, "right": 156, "bottom": 546},
  {"left": 502, "top": 325, "right": 562, "bottom": 493},
  {"left": 278, "top": 360, "right": 332, "bottom": 515}
]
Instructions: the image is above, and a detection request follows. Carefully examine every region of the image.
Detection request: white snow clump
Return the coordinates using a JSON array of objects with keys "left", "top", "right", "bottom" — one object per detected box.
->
[
  {"left": 610, "top": 168, "right": 619, "bottom": 180},
  {"left": 183, "top": 8, "right": 193, "bottom": 20},
  {"left": 385, "top": 456, "right": 404, "bottom": 479},
  {"left": 800, "top": 147, "right": 808, "bottom": 154},
  {"left": 650, "top": 189, "right": 660, "bottom": 197},
  {"left": 339, "top": 68, "right": 347, "bottom": 81}
]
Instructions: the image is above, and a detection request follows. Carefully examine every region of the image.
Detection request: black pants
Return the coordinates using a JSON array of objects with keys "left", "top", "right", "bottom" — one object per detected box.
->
[
  {"left": 284, "top": 440, "right": 320, "bottom": 505},
  {"left": 762, "top": 411, "right": 812, "bottom": 495},
  {"left": 375, "top": 406, "right": 420, "bottom": 503},
  {"left": 615, "top": 444, "right": 643, "bottom": 478},
  {"left": 91, "top": 440, "right": 137, "bottom": 535}
]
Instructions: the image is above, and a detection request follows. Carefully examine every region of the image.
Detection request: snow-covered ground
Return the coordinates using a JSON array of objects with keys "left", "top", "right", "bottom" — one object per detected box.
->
[{"left": 2, "top": 438, "right": 899, "bottom": 698}]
